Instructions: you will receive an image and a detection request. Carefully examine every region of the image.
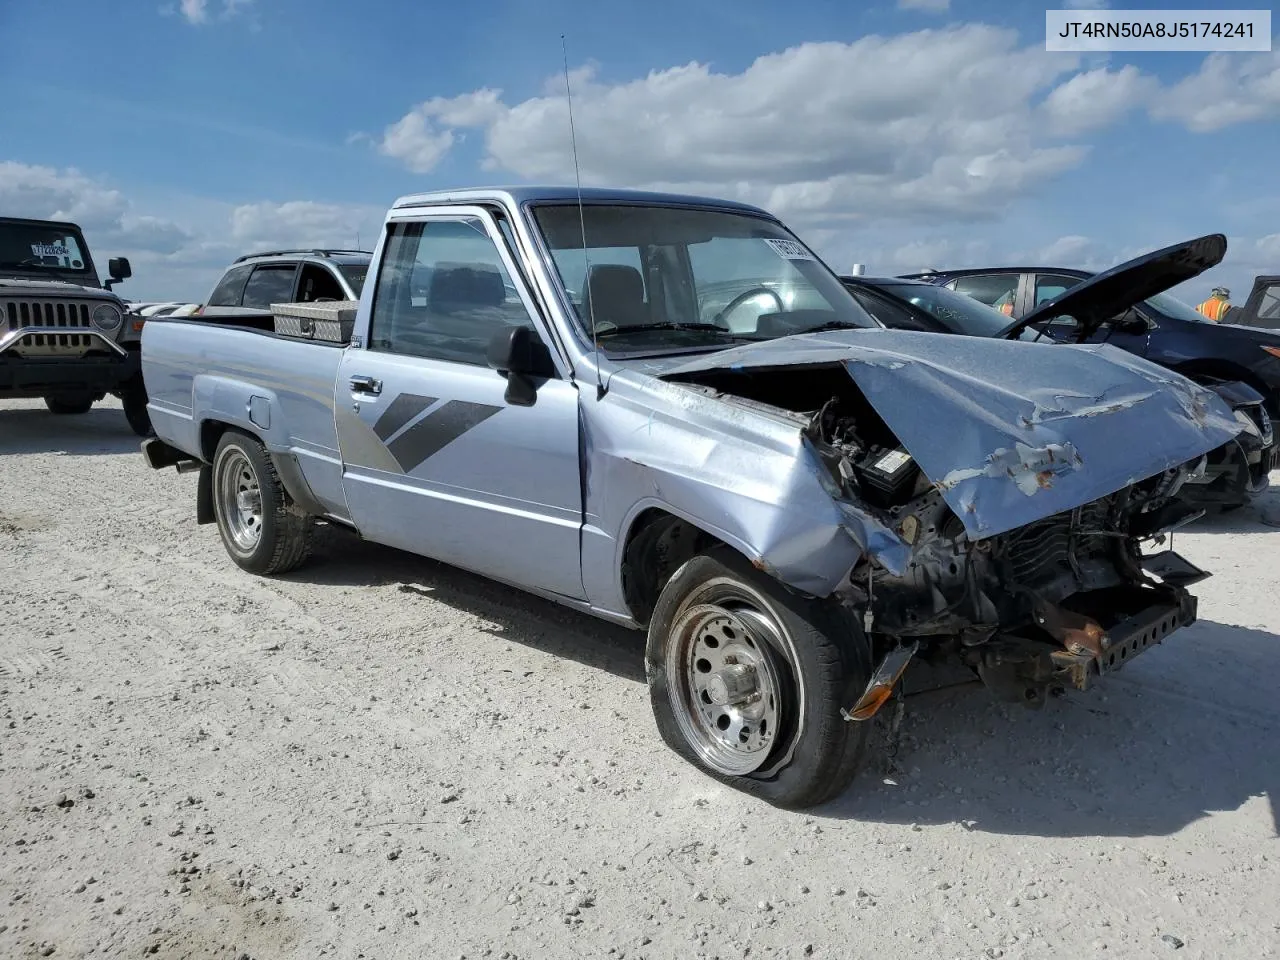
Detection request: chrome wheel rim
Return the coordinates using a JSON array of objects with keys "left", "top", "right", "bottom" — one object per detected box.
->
[
  {"left": 666, "top": 593, "right": 789, "bottom": 776},
  {"left": 216, "top": 449, "right": 263, "bottom": 552}
]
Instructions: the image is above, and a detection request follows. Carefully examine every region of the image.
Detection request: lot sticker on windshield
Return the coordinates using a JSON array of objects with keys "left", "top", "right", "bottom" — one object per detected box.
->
[
  {"left": 764, "top": 239, "right": 816, "bottom": 262},
  {"left": 31, "top": 242, "right": 70, "bottom": 259}
]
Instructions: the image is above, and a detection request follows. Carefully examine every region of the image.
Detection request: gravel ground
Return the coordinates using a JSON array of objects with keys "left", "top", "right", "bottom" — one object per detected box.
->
[{"left": 2, "top": 395, "right": 1278, "bottom": 960}]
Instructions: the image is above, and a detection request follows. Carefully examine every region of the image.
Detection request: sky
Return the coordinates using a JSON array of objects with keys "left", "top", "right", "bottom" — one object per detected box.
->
[{"left": 1, "top": 0, "right": 1277, "bottom": 304}]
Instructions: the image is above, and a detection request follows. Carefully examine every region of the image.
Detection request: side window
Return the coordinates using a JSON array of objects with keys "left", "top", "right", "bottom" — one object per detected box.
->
[
  {"left": 298, "top": 264, "right": 346, "bottom": 302},
  {"left": 1034, "top": 274, "right": 1082, "bottom": 307},
  {"left": 847, "top": 287, "right": 941, "bottom": 332},
  {"left": 207, "top": 264, "right": 254, "bottom": 306},
  {"left": 241, "top": 264, "right": 299, "bottom": 309},
  {"left": 1258, "top": 283, "right": 1280, "bottom": 321},
  {"left": 950, "top": 274, "right": 1019, "bottom": 316},
  {"left": 369, "top": 217, "right": 538, "bottom": 366}
]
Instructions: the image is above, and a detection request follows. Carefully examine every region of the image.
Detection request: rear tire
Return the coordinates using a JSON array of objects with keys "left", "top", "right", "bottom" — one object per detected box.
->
[
  {"left": 120, "top": 375, "right": 153, "bottom": 437},
  {"left": 646, "top": 546, "right": 872, "bottom": 809},
  {"left": 211, "top": 430, "right": 313, "bottom": 575},
  {"left": 45, "top": 395, "right": 94, "bottom": 415}
]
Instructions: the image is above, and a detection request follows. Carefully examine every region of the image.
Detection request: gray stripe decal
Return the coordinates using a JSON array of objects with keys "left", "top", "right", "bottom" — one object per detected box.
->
[
  {"left": 374, "top": 393, "right": 437, "bottom": 441},
  {"left": 387, "top": 400, "right": 502, "bottom": 472}
]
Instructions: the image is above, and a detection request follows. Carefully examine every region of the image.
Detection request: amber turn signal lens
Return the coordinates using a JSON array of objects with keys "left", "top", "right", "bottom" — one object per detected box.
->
[{"left": 847, "top": 683, "right": 896, "bottom": 721}]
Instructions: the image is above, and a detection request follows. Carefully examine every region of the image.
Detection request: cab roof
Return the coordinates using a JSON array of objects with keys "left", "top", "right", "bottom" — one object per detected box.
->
[{"left": 390, "top": 185, "right": 774, "bottom": 218}]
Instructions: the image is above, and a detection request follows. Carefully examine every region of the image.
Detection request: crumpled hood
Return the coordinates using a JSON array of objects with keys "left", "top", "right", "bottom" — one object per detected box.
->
[{"left": 661, "top": 329, "right": 1242, "bottom": 540}]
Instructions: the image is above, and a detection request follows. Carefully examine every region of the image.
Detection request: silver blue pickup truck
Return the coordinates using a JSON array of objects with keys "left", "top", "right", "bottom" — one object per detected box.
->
[{"left": 140, "top": 186, "right": 1243, "bottom": 808}]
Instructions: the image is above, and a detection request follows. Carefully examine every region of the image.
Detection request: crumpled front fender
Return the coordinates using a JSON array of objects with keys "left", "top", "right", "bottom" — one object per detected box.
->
[{"left": 579, "top": 374, "right": 906, "bottom": 614}]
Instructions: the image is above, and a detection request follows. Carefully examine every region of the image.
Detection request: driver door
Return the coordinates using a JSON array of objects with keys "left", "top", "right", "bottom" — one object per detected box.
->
[{"left": 335, "top": 208, "right": 586, "bottom": 600}]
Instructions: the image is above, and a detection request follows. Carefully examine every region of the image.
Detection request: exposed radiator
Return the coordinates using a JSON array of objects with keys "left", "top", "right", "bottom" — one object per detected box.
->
[{"left": 1002, "top": 498, "right": 1112, "bottom": 588}]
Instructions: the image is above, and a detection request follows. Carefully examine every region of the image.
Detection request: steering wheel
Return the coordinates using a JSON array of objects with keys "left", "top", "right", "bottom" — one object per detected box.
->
[{"left": 712, "top": 286, "right": 786, "bottom": 328}]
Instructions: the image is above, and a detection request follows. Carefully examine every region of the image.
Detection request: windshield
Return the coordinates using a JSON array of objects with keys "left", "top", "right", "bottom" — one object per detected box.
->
[
  {"left": 339, "top": 263, "right": 368, "bottom": 297},
  {"left": 0, "top": 222, "right": 94, "bottom": 278},
  {"left": 531, "top": 203, "right": 875, "bottom": 355},
  {"left": 1144, "top": 290, "right": 1212, "bottom": 323},
  {"left": 874, "top": 282, "right": 1014, "bottom": 337}
]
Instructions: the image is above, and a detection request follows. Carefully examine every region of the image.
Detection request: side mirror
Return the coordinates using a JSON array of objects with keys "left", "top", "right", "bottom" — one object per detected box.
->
[
  {"left": 104, "top": 257, "right": 132, "bottom": 290},
  {"left": 487, "top": 326, "right": 556, "bottom": 406}
]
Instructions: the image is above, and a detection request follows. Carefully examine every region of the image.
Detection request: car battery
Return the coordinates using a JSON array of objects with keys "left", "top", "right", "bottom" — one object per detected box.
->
[{"left": 853, "top": 446, "right": 919, "bottom": 508}]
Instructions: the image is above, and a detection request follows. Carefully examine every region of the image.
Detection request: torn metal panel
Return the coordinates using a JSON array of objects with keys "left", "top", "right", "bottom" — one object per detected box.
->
[
  {"left": 578, "top": 370, "right": 912, "bottom": 608},
  {"left": 660, "top": 329, "right": 1242, "bottom": 540}
]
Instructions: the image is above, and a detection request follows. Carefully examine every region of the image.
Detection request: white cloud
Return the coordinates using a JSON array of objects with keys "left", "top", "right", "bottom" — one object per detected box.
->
[
  {"left": 379, "top": 27, "right": 1087, "bottom": 228},
  {"left": 897, "top": 0, "right": 949, "bottom": 12},
  {"left": 168, "top": 0, "right": 254, "bottom": 26},
  {"left": 1152, "top": 52, "right": 1280, "bottom": 132},
  {"left": 229, "top": 200, "right": 383, "bottom": 252},
  {"left": 378, "top": 114, "right": 455, "bottom": 174},
  {"left": 881, "top": 237, "right": 995, "bottom": 274},
  {"left": 0, "top": 161, "right": 191, "bottom": 255},
  {"left": 1041, "top": 65, "right": 1157, "bottom": 135},
  {"left": 1256, "top": 233, "right": 1280, "bottom": 262},
  {"left": 1033, "top": 234, "right": 1101, "bottom": 266},
  {"left": 179, "top": 0, "right": 208, "bottom": 24},
  {"left": 376, "top": 89, "right": 506, "bottom": 173}
]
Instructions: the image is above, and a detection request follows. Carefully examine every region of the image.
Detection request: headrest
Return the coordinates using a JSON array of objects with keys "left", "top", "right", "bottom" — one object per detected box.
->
[
  {"left": 428, "top": 261, "right": 505, "bottom": 310},
  {"left": 587, "top": 263, "right": 644, "bottom": 305}
]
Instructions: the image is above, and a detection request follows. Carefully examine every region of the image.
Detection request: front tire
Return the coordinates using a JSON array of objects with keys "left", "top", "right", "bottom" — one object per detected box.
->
[
  {"left": 646, "top": 547, "right": 872, "bottom": 809},
  {"left": 45, "top": 395, "right": 94, "bottom": 415},
  {"left": 211, "top": 431, "right": 313, "bottom": 575}
]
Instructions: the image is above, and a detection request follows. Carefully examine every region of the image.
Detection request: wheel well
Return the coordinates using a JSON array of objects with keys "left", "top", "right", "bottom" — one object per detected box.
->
[
  {"left": 621, "top": 509, "right": 726, "bottom": 627},
  {"left": 200, "top": 420, "right": 237, "bottom": 461}
]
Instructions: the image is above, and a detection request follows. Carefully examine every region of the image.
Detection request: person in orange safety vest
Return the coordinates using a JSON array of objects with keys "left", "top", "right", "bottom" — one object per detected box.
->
[{"left": 1196, "top": 286, "right": 1232, "bottom": 322}]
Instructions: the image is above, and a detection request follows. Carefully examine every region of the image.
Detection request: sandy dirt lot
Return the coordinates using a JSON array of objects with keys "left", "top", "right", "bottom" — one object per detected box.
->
[{"left": 2, "top": 395, "right": 1278, "bottom": 960}]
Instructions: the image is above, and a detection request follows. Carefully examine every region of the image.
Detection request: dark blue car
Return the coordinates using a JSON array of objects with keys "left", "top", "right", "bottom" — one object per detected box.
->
[{"left": 896, "top": 236, "right": 1280, "bottom": 418}]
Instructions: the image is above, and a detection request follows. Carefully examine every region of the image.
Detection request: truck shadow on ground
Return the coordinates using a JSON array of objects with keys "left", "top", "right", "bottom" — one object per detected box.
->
[
  {"left": 294, "top": 526, "right": 1278, "bottom": 839},
  {"left": 288, "top": 523, "right": 648, "bottom": 685},
  {"left": 0, "top": 405, "right": 137, "bottom": 456},
  {"left": 829, "top": 618, "right": 1280, "bottom": 838}
]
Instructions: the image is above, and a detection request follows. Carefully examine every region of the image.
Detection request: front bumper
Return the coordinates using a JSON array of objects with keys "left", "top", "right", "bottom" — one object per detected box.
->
[
  {"left": 1047, "top": 597, "right": 1196, "bottom": 691},
  {"left": 967, "top": 562, "right": 1202, "bottom": 706},
  {"left": 0, "top": 347, "right": 139, "bottom": 397}
]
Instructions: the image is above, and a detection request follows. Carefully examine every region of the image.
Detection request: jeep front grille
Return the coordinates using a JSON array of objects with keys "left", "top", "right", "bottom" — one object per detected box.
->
[{"left": 2, "top": 300, "right": 98, "bottom": 355}]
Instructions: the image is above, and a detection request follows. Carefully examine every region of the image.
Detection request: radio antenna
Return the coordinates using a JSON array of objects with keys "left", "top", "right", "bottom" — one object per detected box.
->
[{"left": 562, "top": 34, "right": 605, "bottom": 399}]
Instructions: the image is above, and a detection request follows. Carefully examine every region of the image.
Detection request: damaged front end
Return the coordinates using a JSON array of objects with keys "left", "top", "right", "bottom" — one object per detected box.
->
[
  {"left": 661, "top": 331, "right": 1242, "bottom": 711},
  {"left": 806, "top": 387, "right": 1209, "bottom": 707}
]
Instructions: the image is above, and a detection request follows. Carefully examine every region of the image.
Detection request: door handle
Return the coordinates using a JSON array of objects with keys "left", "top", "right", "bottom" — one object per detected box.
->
[{"left": 349, "top": 375, "right": 382, "bottom": 396}]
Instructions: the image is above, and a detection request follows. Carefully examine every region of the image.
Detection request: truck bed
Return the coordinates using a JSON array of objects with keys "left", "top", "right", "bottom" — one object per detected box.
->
[{"left": 142, "top": 316, "right": 350, "bottom": 519}]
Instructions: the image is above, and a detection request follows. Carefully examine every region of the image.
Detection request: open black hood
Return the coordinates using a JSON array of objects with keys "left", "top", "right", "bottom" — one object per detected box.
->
[{"left": 1001, "top": 233, "right": 1227, "bottom": 340}]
